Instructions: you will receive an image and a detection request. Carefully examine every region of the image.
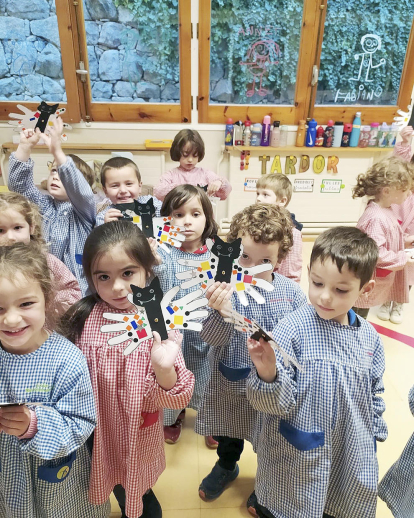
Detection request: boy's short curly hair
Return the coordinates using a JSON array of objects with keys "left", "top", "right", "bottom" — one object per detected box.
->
[
  {"left": 256, "top": 174, "right": 293, "bottom": 205},
  {"left": 227, "top": 203, "right": 293, "bottom": 262}
]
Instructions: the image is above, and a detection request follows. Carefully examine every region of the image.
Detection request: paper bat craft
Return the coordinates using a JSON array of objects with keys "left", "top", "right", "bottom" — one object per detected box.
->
[
  {"left": 116, "top": 199, "right": 186, "bottom": 252},
  {"left": 175, "top": 236, "right": 274, "bottom": 306},
  {"left": 197, "top": 184, "right": 208, "bottom": 192},
  {"left": 8, "top": 103, "right": 72, "bottom": 140},
  {"left": 394, "top": 103, "right": 414, "bottom": 128},
  {"left": 101, "top": 276, "right": 208, "bottom": 355},
  {"left": 223, "top": 308, "right": 303, "bottom": 371}
]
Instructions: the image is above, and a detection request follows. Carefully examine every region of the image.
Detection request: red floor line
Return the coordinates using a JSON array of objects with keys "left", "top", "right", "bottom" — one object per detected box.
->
[{"left": 369, "top": 322, "right": 414, "bottom": 349}]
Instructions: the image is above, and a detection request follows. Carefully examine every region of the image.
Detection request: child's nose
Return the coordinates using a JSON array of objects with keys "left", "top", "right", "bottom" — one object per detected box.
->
[{"left": 4, "top": 310, "right": 22, "bottom": 326}]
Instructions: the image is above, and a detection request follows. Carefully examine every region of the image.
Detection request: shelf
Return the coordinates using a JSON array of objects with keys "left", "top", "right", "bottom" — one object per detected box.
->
[
  {"left": 1, "top": 142, "right": 171, "bottom": 152},
  {"left": 225, "top": 145, "right": 392, "bottom": 153}
]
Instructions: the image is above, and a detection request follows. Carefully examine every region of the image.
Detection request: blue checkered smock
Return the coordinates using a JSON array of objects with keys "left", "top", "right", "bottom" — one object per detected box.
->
[
  {"left": 378, "top": 384, "right": 414, "bottom": 518},
  {"left": 157, "top": 245, "right": 212, "bottom": 426},
  {"left": 0, "top": 332, "right": 110, "bottom": 518},
  {"left": 194, "top": 274, "right": 306, "bottom": 447},
  {"left": 95, "top": 195, "right": 162, "bottom": 226},
  {"left": 8, "top": 154, "right": 96, "bottom": 295},
  {"left": 247, "top": 305, "right": 387, "bottom": 518}
]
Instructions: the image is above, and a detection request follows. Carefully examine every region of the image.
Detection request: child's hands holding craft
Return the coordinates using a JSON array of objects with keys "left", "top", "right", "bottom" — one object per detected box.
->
[
  {"left": 206, "top": 281, "right": 233, "bottom": 316},
  {"left": 0, "top": 405, "right": 31, "bottom": 437},
  {"left": 151, "top": 331, "right": 182, "bottom": 390},
  {"left": 247, "top": 336, "right": 277, "bottom": 383}
]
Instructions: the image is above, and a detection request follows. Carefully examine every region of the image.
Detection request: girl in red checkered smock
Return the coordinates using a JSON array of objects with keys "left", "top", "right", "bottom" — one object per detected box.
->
[
  {"left": 61, "top": 220, "right": 195, "bottom": 518},
  {"left": 352, "top": 156, "right": 414, "bottom": 323}
]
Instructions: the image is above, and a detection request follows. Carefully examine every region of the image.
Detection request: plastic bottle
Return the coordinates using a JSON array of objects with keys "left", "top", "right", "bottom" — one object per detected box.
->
[
  {"left": 243, "top": 121, "right": 252, "bottom": 147},
  {"left": 323, "top": 120, "right": 334, "bottom": 148},
  {"left": 280, "top": 125, "right": 288, "bottom": 147},
  {"left": 251, "top": 123, "right": 262, "bottom": 146},
  {"left": 233, "top": 121, "right": 244, "bottom": 146},
  {"left": 225, "top": 118, "right": 234, "bottom": 146},
  {"left": 270, "top": 121, "right": 280, "bottom": 147},
  {"left": 306, "top": 119, "right": 317, "bottom": 147},
  {"left": 315, "top": 126, "right": 325, "bottom": 146},
  {"left": 377, "top": 122, "right": 389, "bottom": 148},
  {"left": 368, "top": 122, "right": 379, "bottom": 147},
  {"left": 261, "top": 115, "right": 271, "bottom": 146},
  {"left": 349, "top": 112, "right": 361, "bottom": 147},
  {"left": 332, "top": 122, "right": 344, "bottom": 147},
  {"left": 387, "top": 122, "right": 399, "bottom": 147},
  {"left": 295, "top": 120, "right": 306, "bottom": 147},
  {"left": 358, "top": 125, "right": 371, "bottom": 148},
  {"left": 341, "top": 123, "right": 352, "bottom": 147}
]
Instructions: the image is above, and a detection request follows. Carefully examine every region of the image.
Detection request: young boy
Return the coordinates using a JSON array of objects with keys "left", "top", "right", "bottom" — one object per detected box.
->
[
  {"left": 195, "top": 203, "right": 307, "bottom": 510},
  {"left": 256, "top": 174, "right": 303, "bottom": 283},
  {"left": 8, "top": 119, "right": 96, "bottom": 295},
  {"left": 95, "top": 156, "right": 162, "bottom": 225},
  {"left": 246, "top": 226, "right": 386, "bottom": 518}
]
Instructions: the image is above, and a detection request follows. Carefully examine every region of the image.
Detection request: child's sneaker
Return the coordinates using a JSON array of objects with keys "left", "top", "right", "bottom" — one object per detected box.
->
[
  {"left": 390, "top": 302, "right": 403, "bottom": 324},
  {"left": 377, "top": 301, "right": 392, "bottom": 321},
  {"left": 205, "top": 435, "right": 219, "bottom": 449},
  {"left": 199, "top": 461, "right": 239, "bottom": 500},
  {"left": 164, "top": 410, "right": 186, "bottom": 444},
  {"left": 247, "top": 490, "right": 258, "bottom": 516}
]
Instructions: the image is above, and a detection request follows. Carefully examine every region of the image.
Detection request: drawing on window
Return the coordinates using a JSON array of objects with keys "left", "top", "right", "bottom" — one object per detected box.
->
[
  {"left": 239, "top": 39, "right": 281, "bottom": 97},
  {"left": 350, "top": 34, "right": 386, "bottom": 83}
]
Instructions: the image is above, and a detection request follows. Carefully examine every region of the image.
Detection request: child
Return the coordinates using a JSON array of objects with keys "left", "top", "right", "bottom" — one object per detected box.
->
[
  {"left": 95, "top": 156, "right": 162, "bottom": 225},
  {"left": 153, "top": 129, "right": 232, "bottom": 201},
  {"left": 256, "top": 173, "right": 303, "bottom": 283},
  {"left": 378, "top": 384, "right": 414, "bottom": 518},
  {"left": 246, "top": 226, "right": 386, "bottom": 518},
  {"left": 352, "top": 156, "right": 414, "bottom": 322},
  {"left": 393, "top": 125, "right": 414, "bottom": 162},
  {"left": 0, "top": 242, "right": 109, "bottom": 518},
  {"left": 195, "top": 203, "right": 307, "bottom": 508},
  {"left": 61, "top": 220, "right": 195, "bottom": 518},
  {"left": 0, "top": 191, "right": 81, "bottom": 323},
  {"left": 8, "top": 120, "right": 96, "bottom": 295},
  {"left": 158, "top": 184, "right": 219, "bottom": 446}
]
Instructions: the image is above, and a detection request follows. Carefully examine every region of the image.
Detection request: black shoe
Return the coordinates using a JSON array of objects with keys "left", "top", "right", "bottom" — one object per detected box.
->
[
  {"left": 198, "top": 461, "right": 239, "bottom": 500},
  {"left": 247, "top": 490, "right": 258, "bottom": 516},
  {"left": 140, "top": 489, "right": 162, "bottom": 518}
]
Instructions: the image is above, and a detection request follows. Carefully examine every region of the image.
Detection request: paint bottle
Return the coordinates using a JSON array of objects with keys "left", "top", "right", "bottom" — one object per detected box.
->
[
  {"left": 377, "top": 122, "right": 389, "bottom": 148},
  {"left": 315, "top": 126, "right": 325, "bottom": 146},
  {"left": 323, "top": 120, "right": 334, "bottom": 148},
  {"left": 295, "top": 120, "right": 306, "bottom": 147},
  {"left": 243, "top": 121, "right": 252, "bottom": 146},
  {"left": 306, "top": 119, "right": 317, "bottom": 147},
  {"left": 233, "top": 121, "right": 244, "bottom": 146},
  {"left": 261, "top": 115, "right": 271, "bottom": 146},
  {"left": 270, "top": 121, "right": 281, "bottom": 147},
  {"left": 341, "top": 123, "right": 352, "bottom": 147},
  {"left": 358, "top": 125, "right": 371, "bottom": 148},
  {"left": 349, "top": 112, "right": 361, "bottom": 147},
  {"left": 387, "top": 123, "right": 399, "bottom": 147},
  {"left": 332, "top": 122, "right": 344, "bottom": 147},
  {"left": 251, "top": 123, "right": 262, "bottom": 146},
  {"left": 368, "top": 122, "right": 379, "bottom": 147},
  {"left": 225, "top": 118, "right": 233, "bottom": 146},
  {"left": 280, "top": 125, "right": 288, "bottom": 147}
]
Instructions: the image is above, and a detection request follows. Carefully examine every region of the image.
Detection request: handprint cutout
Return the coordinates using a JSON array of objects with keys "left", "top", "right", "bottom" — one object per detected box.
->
[{"left": 8, "top": 103, "right": 72, "bottom": 141}]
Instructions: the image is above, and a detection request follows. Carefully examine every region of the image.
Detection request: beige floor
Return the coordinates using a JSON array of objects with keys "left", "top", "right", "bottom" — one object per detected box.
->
[{"left": 110, "top": 241, "right": 414, "bottom": 517}]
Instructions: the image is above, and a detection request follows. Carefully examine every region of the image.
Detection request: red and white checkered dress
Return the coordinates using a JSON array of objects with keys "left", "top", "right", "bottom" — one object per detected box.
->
[
  {"left": 77, "top": 302, "right": 195, "bottom": 518},
  {"left": 355, "top": 201, "right": 409, "bottom": 308},
  {"left": 276, "top": 227, "right": 303, "bottom": 283},
  {"left": 391, "top": 194, "right": 414, "bottom": 286}
]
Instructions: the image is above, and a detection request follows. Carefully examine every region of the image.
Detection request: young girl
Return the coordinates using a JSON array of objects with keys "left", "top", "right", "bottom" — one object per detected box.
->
[
  {"left": 0, "top": 192, "right": 81, "bottom": 324},
  {"left": 0, "top": 242, "right": 109, "bottom": 518},
  {"left": 352, "top": 156, "right": 414, "bottom": 321},
  {"left": 157, "top": 184, "right": 219, "bottom": 446},
  {"left": 153, "top": 129, "right": 232, "bottom": 201},
  {"left": 61, "top": 220, "right": 195, "bottom": 518}
]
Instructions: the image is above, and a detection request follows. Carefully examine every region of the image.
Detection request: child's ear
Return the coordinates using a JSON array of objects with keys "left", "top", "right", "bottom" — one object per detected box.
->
[
  {"left": 29, "top": 224, "right": 35, "bottom": 236},
  {"left": 277, "top": 196, "right": 288, "bottom": 207},
  {"left": 361, "top": 279, "right": 375, "bottom": 297}
]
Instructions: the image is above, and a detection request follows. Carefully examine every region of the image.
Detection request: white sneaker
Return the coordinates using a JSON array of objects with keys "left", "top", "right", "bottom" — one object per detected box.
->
[
  {"left": 390, "top": 303, "right": 403, "bottom": 324},
  {"left": 377, "top": 301, "right": 392, "bottom": 321}
]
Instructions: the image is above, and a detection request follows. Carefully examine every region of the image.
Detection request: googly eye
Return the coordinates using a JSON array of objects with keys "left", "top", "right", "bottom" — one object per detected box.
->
[
  {"left": 149, "top": 289, "right": 154, "bottom": 294},
  {"left": 136, "top": 293, "right": 142, "bottom": 298},
  {"left": 228, "top": 247, "right": 233, "bottom": 252}
]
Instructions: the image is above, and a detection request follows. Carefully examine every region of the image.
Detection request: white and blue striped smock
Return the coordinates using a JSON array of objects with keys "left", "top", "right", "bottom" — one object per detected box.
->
[
  {"left": 195, "top": 273, "right": 306, "bottom": 448},
  {"left": 378, "top": 384, "right": 414, "bottom": 518},
  {"left": 95, "top": 195, "right": 162, "bottom": 226},
  {"left": 247, "top": 305, "right": 387, "bottom": 518},
  {"left": 8, "top": 154, "right": 96, "bottom": 295},
  {"left": 0, "top": 332, "right": 110, "bottom": 518}
]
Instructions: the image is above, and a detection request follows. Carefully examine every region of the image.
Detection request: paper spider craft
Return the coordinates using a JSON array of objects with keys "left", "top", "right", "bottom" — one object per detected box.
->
[
  {"left": 101, "top": 276, "right": 208, "bottom": 355},
  {"left": 222, "top": 308, "right": 303, "bottom": 371},
  {"left": 116, "top": 199, "right": 186, "bottom": 252},
  {"left": 8, "top": 103, "right": 72, "bottom": 140},
  {"left": 175, "top": 236, "right": 274, "bottom": 306},
  {"left": 394, "top": 103, "right": 414, "bottom": 128}
]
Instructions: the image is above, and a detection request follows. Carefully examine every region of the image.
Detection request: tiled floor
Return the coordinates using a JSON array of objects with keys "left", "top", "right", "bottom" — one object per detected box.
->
[{"left": 110, "top": 241, "right": 414, "bottom": 517}]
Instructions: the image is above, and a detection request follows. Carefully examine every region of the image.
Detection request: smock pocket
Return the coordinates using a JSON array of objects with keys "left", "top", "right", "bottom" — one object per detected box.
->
[
  {"left": 279, "top": 420, "right": 324, "bottom": 451},
  {"left": 35, "top": 452, "right": 77, "bottom": 510},
  {"left": 218, "top": 361, "right": 251, "bottom": 381}
]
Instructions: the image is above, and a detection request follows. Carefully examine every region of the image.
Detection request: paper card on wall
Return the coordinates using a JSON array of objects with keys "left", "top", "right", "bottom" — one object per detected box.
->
[
  {"left": 294, "top": 179, "right": 314, "bottom": 192},
  {"left": 320, "top": 179, "right": 345, "bottom": 193},
  {"left": 244, "top": 178, "right": 259, "bottom": 191}
]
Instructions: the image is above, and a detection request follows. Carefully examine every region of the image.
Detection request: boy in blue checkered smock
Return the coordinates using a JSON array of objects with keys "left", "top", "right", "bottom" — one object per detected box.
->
[
  {"left": 95, "top": 156, "right": 162, "bottom": 226},
  {"left": 0, "top": 242, "right": 109, "bottom": 518},
  {"left": 378, "top": 384, "right": 414, "bottom": 518},
  {"left": 8, "top": 120, "right": 96, "bottom": 295},
  {"left": 246, "top": 227, "right": 387, "bottom": 518},
  {"left": 156, "top": 184, "right": 219, "bottom": 448},
  {"left": 195, "top": 204, "right": 307, "bottom": 512}
]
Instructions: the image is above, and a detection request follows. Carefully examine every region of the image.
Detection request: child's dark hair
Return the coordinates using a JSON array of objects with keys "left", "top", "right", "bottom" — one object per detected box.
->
[
  {"left": 100, "top": 157, "right": 141, "bottom": 187},
  {"left": 60, "top": 220, "right": 155, "bottom": 343},
  {"left": 161, "top": 184, "right": 218, "bottom": 243},
  {"left": 227, "top": 203, "right": 293, "bottom": 262},
  {"left": 310, "top": 226, "right": 379, "bottom": 287},
  {"left": 170, "top": 129, "right": 205, "bottom": 162},
  {"left": 256, "top": 174, "right": 293, "bottom": 205}
]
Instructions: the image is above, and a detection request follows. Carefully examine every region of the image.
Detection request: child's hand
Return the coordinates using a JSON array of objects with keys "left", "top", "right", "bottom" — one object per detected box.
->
[
  {"left": 151, "top": 331, "right": 181, "bottom": 390},
  {"left": 400, "top": 126, "right": 413, "bottom": 144},
  {"left": 207, "top": 180, "right": 222, "bottom": 196},
  {"left": 15, "top": 128, "right": 41, "bottom": 162},
  {"left": 206, "top": 281, "right": 233, "bottom": 315},
  {"left": 247, "top": 337, "right": 277, "bottom": 383},
  {"left": 148, "top": 237, "right": 162, "bottom": 265},
  {"left": 0, "top": 405, "right": 31, "bottom": 437},
  {"left": 104, "top": 208, "right": 123, "bottom": 223},
  {"left": 41, "top": 117, "right": 66, "bottom": 167}
]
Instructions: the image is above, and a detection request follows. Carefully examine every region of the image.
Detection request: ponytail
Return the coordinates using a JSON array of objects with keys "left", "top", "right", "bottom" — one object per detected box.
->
[{"left": 59, "top": 294, "right": 100, "bottom": 343}]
